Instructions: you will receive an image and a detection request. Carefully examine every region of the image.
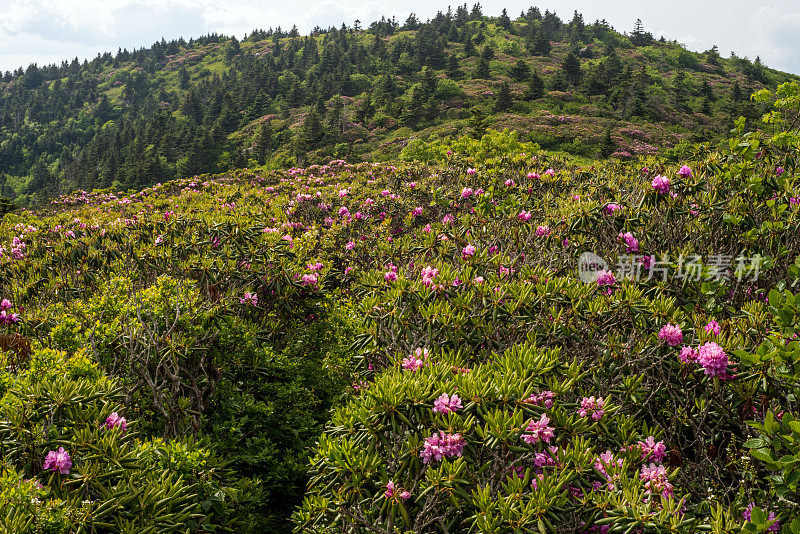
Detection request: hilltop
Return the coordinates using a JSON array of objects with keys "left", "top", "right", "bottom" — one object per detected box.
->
[{"left": 1, "top": 4, "right": 797, "bottom": 203}]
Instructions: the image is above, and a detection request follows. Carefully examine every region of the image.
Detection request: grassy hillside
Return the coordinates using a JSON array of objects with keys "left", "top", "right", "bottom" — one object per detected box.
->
[
  {"left": 1, "top": 5, "right": 797, "bottom": 203},
  {"left": 1, "top": 82, "right": 800, "bottom": 531}
]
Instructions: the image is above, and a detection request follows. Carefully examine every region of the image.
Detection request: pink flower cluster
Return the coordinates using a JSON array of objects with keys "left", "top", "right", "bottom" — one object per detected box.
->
[
  {"left": 651, "top": 175, "right": 671, "bottom": 194},
  {"left": 522, "top": 414, "right": 555, "bottom": 445},
  {"left": 518, "top": 210, "right": 532, "bottom": 221},
  {"left": 301, "top": 273, "right": 319, "bottom": 287},
  {"left": 524, "top": 390, "right": 555, "bottom": 408},
  {"left": 697, "top": 341, "right": 729, "bottom": 378},
  {"left": 704, "top": 320, "right": 720, "bottom": 335},
  {"left": 104, "top": 412, "right": 128, "bottom": 432},
  {"left": 43, "top": 447, "right": 72, "bottom": 474},
  {"left": 578, "top": 396, "right": 605, "bottom": 421},
  {"left": 384, "top": 480, "right": 411, "bottom": 499},
  {"left": 603, "top": 203, "right": 622, "bottom": 216},
  {"left": 403, "top": 347, "right": 429, "bottom": 371},
  {"left": 658, "top": 324, "right": 683, "bottom": 346},
  {"left": 535, "top": 225, "right": 551, "bottom": 237},
  {"left": 678, "top": 165, "right": 692, "bottom": 178},
  {"left": 640, "top": 463, "right": 674, "bottom": 498},
  {"left": 0, "top": 299, "right": 19, "bottom": 325},
  {"left": 239, "top": 292, "right": 258, "bottom": 305},
  {"left": 637, "top": 436, "right": 666, "bottom": 462},
  {"left": 618, "top": 231, "right": 639, "bottom": 253},
  {"left": 420, "top": 431, "right": 465, "bottom": 464},
  {"left": 420, "top": 266, "right": 440, "bottom": 288},
  {"left": 462, "top": 244, "right": 476, "bottom": 258},
  {"left": 433, "top": 393, "right": 462, "bottom": 414},
  {"left": 596, "top": 270, "right": 616, "bottom": 288}
]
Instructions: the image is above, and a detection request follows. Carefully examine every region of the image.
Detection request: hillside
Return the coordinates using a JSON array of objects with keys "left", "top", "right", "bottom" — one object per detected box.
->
[
  {"left": 1, "top": 81, "right": 800, "bottom": 531},
  {"left": 1, "top": 5, "right": 797, "bottom": 203}
]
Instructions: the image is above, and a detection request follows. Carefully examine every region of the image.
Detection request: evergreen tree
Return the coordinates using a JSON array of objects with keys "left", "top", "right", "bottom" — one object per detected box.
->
[
  {"left": 257, "top": 121, "right": 274, "bottom": 164},
  {"left": 562, "top": 50, "right": 582, "bottom": 85},
  {"left": 510, "top": 59, "right": 530, "bottom": 81},
  {"left": 525, "top": 70, "right": 545, "bottom": 100},
  {"left": 597, "top": 126, "right": 615, "bottom": 158},
  {"left": 494, "top": 81, "right": 512, "bottom": 112},
  {"left": 497, "top": 9, "right": 511, "bottom": 30},
  {"left": 446, "top": 53, "right": 463, "bottom": 79},
  {"left": 474, "top": 57, "right": 491, "bottom": 79},
  {"left": 178, "top": 66, "right": 190, "bottom": 89}
]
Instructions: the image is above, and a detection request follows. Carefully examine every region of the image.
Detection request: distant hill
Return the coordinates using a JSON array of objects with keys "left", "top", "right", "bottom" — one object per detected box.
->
[{"left": 0, "top": 4, "right": 796, "bottom": 202}]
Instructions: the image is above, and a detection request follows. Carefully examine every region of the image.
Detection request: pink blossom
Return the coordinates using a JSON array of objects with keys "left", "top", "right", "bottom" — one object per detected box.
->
[
  {"left": 677, "top": 165, "right": 692, "bottom": 178},
  {"left": 523, "top": 413, "right": 555, "bottom": 444},
  {"left": 524, "top": 391, "right": 555, "bottom": 408},
  {"left": 651, "top": 175, "right": 671, "bottom": 194},
  {"left": 743, "top": 503, "right": 780, "bottom": 532},
  {"left": 384, "top": 271, "right": 398, "bottom": 282},
  {"left": 704, "top": 320, "right": 720, "bottom": 336},
  {"left": 433, "top": 393, "right": 463, "bottom": 414},
  {"left": 474, "top": 276, "right": 484, "bottom": 284},
  {"left": 697, "top": 341, "right": 729, "bottom": 378},
  {"left": 43, "top": 447, "right": 72, "bottom": 474},
  {"left": 544, "top": 168, "right": 555, "bottom": 176},
  {"left": 466, "top": 168, "right": 476, "bottom": 175},
  {"left": 301, "top": 273, "right": 319, "bottom": 286},
  {"left": 596, "top": 270, "right": 616, "bottom": 287},
  {"left": 640, "top": 463, "right": 673, "bottom": 498},
  {"left": 461, "top": 187, "right": 474, "bottom": 199},
  {"left": 462, "top": 244, "right": 476, "bottom": 258},
  {"left": 618, "top": 231, "right": 639, "bottom": 253},
  {"left": 104, "top": 412, "right": 128, "bottom": 432},
  {"left": 527, "top": 172, "right": 540, "bottom": 179},
  {"left": 412, "top": 207, "right": 424, "bottom": 217},
  {"left": 658, "top": 324, "right": 683, "bottom": 347},
  {"left": 504, "top": 179, "right": 515, "bottom": 187},
  {"left": 535, "top": 225, "right": 551, "bottom": 237},
  {"left": 678, "top": 346, "right": 699, "bottom": 363},
  {"left": 420, "top": 431, "right": 465, "bottom": 463},
  {"left": 345, "top": 241, "right": 355, "bottom": 250},
  {"left": 518, "top": 210, "right": 532, "bottom": 221},
  {"left": 603, "top": 203, "right": 622, "bottom": 215},
  {"left": 638, "top": 436, "right": 666, "bottom": 462},
  {"left": 240, "top": 292, "right": 258, "bottom": 305},
  {"left": 578, "top": 396, "right": 605, "bottom": 421}
]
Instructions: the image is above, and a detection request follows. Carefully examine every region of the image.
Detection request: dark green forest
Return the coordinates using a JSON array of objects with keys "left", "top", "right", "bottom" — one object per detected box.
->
[{"left": 0, "top": 4, "right": 796, "bottom": 203}]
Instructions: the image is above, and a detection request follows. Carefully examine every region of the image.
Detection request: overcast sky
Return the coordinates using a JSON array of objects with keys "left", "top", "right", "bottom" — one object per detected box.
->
[{"left": 2, "top": 0, "right": 800, "bottom": 74}]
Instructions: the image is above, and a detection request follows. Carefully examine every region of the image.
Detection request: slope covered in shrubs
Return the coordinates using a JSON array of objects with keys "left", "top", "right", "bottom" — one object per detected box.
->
[{"left": 0, "top": 83, "right": 800, "bottom": 532}]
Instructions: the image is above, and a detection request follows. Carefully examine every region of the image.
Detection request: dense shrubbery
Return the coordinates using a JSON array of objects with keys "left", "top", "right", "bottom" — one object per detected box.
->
[{"left": 1, "top": 84, "right": 800, "bottom": 531}]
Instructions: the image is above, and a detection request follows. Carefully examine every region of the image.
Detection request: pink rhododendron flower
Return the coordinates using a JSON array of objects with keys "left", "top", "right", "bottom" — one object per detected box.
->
[
  {"left": 345, "top": 241, "right": 355, "bottom": 250},
  {"left": 638, "top": 436, "right": 666, "bottom": 462},
  {"left": 462, "top": 244, "right": 476, "bottom": 258},
  {"left": 433, "top": 393, "right": 463, "bottom": 414},
  {"left": 651, "top": 175, "right": 671, "bottom": 194},
  {"left": 466, "top": 168, "right": 476, "bottom": 175},
  {"left": 240, "top": 292, "right": 258, "bottom": 305},
  {"left": 679, "top": 346, "right": 699, "bottom": 363},
  {"left": 535, "top": 225, "right": 551, "bottom": 236},
  {"left": 704, "top": 320, "right": 721, "bottom": 335},
  {"left": 523, "top": 414, "right": 555, "bottom": 444},
  {"left": 504, "top": 179, "right": 514, "bottom": 187},
  {"left": 104, "top": 412, "right": 128, "bottom": 432},
  {"left": 678, "top": 165, "right": 692, "bottom": 178},
  {"left": 527, "top": 172, "right": 540, "bottom": 179},
  {"left": 420, "top": 266, "right": 439, "bottom": 287},
  {"left": 596, "top": 270, "right": 616, "bottom": 287},
  {"left": 301, "top": 273, "right": 319, "bottom": 286},
  {"left": 578, "top": 396, "right": 605, "bottom": 420},
  {"left": 420, "top": 431, "right": 464, "bottom": 463},
  {"left": 640, "top": 463, "right": 673, "bottom": 498},
  {"left": 524, "top": 391, "right": 555, "bottom": 408},
  {"left": 603, "top": 203, "right": 622, "bottom": 215},
  {"left": 544, "top": 168, "right": 555, "bottom": 176},
  {"left": 697, "top": 341, "right": 730, "bottom": 378},
  {"left": 412, "top": 207, "right": 423, "bottom": 217},
  {"left": 43, "top": 447, "right": 72, "bottom": 474},
  {"left": 518, "top": 210, "right": 532, "bottom": 221},
  {"left": 658, "top": 324, "right": 683, "bottom": 346},
  {"left": 461, "top": 187, "right": 474, "bottom": 199},
  {"left": 384, "top": 271, "right": 398, "bottom": 282},
  {"left": 618, "top": 231, "right": 639, "bottom": 253}
]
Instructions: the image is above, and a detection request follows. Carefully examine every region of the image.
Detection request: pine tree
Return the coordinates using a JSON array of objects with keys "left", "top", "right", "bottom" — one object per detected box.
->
[
  {"left": 532, "top": 32, "right": 551, "bottom": 56},
  {"left": 631, "top": 19, "right": 645, "bottom": 46},
  {"left": 494, "top": 81, "right": 512, "bottom": 112},
  {"left": 474, "top": 57, "right": 491, "bottom": 79},
  {"left": 257, "top": 121, "right": 274, "bottom": 164},
  {"left": 597, "top": 126, "right": 615, "bottom": 158},
  {"left": 562, "top": 50, "right": 582, "bottom": 85},
  {"left": 525, "top": 70, "right": 545, "bottom": 100},
  {"left": 446, "top": 53, "right": 463, "bottom": 79},
  {"left": 463, "top": 34, "right": 475, "bottom": 57},
  {"left": 498, "top": 9, "right": 511, "bottom": 30},
  {"left": 510, "top": 59, "right": 530, "bottom": 81},
  {"left": 178, "top": 66, "right": 190, "bottom": 89}
]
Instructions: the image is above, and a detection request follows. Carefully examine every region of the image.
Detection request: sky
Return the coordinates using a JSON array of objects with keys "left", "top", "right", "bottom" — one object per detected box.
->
[{"left": 2, "top": 0, "right": 800, "bottom": 75}]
